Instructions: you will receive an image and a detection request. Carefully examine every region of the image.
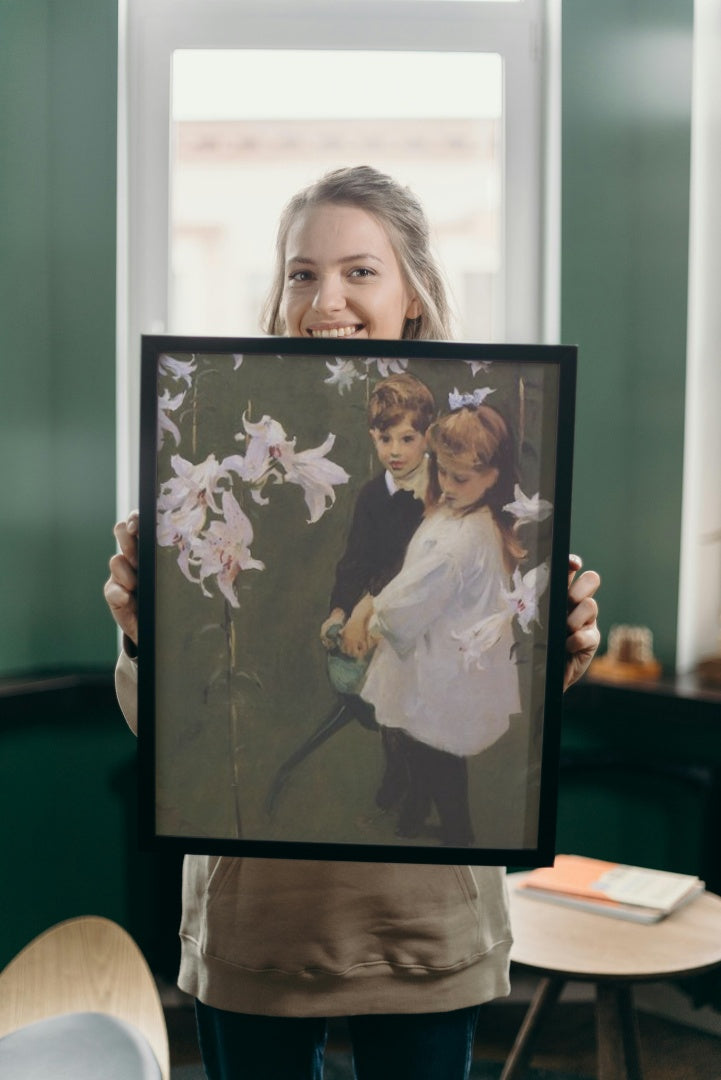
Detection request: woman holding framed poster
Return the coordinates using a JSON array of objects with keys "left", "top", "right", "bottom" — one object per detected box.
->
[{"left": 105, "top": 167, "right": 600, "bottom": 1080}]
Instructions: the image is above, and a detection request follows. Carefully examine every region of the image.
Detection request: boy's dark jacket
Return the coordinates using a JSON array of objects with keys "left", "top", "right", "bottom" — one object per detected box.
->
[{"left": 330, "top": 472, "right": 424, "bottom": 615}]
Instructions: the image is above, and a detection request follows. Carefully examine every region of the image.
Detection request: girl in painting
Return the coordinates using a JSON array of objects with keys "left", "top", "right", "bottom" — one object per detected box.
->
[{"left": 358, "top": 401, "right": 525, "bottom": 847}]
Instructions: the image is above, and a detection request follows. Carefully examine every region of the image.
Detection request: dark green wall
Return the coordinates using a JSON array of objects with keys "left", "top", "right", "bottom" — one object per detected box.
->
[
  {"left": 562, "top": 0, "right": 693, "bottom": 669},
  {"left": 0, "top": 680, "right": 182, "bottom": 973},
  {"left": 1, "top": 0, "right": 118, "bottom": 675},
  {"left": 0, "top": 0, "right": 136, "bottom": 971},
  {"left": 558, "top": 680, "right": 721, "bottom": 891}
]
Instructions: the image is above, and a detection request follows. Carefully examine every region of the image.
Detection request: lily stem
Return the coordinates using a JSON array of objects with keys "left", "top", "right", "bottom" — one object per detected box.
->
[{"left": 224, "top": 599, "right": 243, "bottom": 838}]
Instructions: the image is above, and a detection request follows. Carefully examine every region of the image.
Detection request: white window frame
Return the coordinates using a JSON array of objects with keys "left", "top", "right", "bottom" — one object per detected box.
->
[
  {"left": 676, "top": 0, "right": 721, "bottom": 675},
  {"left": 116, "top": 0, "right": 558, "bottom": 511}
]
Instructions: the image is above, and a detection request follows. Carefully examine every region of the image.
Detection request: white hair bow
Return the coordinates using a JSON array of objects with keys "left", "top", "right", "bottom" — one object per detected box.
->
[{"left": 448, "top": 386, "right": 495, "bottom": 411}]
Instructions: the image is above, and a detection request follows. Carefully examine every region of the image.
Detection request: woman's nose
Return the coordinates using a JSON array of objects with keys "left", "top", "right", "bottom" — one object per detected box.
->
[{"left": 312, "top": 274, "right": 345, "bottom": 314}]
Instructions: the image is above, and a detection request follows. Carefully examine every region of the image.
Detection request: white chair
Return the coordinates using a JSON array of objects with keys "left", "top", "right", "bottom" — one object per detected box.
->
[{"left": 0, "top": 915, "right": 170, "bottom": 1079}]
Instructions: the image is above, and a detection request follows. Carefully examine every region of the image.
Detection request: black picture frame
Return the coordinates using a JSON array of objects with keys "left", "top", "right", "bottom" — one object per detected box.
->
[{"left": 138, "top": 335, "right": 576, "bottom": 866}]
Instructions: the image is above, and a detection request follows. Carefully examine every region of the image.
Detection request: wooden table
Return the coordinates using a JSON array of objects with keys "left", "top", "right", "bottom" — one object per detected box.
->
[{"left": 502, "top": 873, "right": 721, "bottom": 1080}]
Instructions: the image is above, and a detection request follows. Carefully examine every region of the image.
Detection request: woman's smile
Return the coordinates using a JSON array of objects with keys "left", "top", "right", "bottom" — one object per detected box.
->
[{"left": 307, "top": 323, "right": 365, "bottom": 339}]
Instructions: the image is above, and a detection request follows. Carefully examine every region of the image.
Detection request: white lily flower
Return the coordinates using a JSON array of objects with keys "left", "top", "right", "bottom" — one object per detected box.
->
[
  {"left": 157, "top": 388, "right": 185, "bottom": 449},
  {"left": 232, "top": 414, "right": 292, "bottom": 482},
  {"left": 159, "top": 353, "right": 197, "bottom": 387},
  {"left": 156, "top": 511, "right": 198, "bottom": 584},
  {"left": 502, "top": 563, "right": 550, "bottom": 633},
  {"left": 452, "top": 611, "right": 513, "bottom": 671},
  {"left": 281, "top": 432, "right": 351, "bottom": 523},
  {"left": 189, "top": 492, "right": 264, "bottom": 607},
  {"left": 241, "top": 414, "right": 289, "bottom": 445},
  {"left": 502, "top": 484, "right": 553, "bottom": 526},
  {"left": 465, "top": 360, "right": 493, "bottom": 376},
  {"left": 366, "top": 357, "right": 408, "bottom": 378},
  {"left": 157, "top": 454, "right": 233, "bottom": 537},
  {"left": 324, "top": 358, "right": 365, "bottom": 394},
  {"left": 232, "top": 415, "right": 349, "bottom": 521}
]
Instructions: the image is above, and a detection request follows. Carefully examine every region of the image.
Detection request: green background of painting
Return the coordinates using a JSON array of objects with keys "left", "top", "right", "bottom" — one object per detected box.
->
[{"left": 154, "top": 351, "right": 561, "bottom": 852}]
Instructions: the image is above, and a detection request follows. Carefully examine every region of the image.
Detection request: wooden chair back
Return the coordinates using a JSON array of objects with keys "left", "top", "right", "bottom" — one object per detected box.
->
[{"left": 0, "top": 915, "right": 169, "bottom": 1080}]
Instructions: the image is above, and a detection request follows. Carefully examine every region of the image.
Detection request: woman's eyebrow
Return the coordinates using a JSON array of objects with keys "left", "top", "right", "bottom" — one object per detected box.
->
[
  {"left": 339, "top": 253, "right": 384, "bottom": 264},
  {"left": 286, "top": 253, "right": 384, "bottom": 266}
]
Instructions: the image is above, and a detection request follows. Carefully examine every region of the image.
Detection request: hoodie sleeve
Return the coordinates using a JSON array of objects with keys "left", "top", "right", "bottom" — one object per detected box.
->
[{"left": 115, "top": 646, "right": 139, "bottom": 736}]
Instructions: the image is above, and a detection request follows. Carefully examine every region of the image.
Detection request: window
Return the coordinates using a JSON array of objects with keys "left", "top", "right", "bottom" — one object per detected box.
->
[
  {"left": 169, "top": 49, "right": 503, "bottom": 339},
  {"left": 118, "top": 0, "right": 557, "bottom": 508}
]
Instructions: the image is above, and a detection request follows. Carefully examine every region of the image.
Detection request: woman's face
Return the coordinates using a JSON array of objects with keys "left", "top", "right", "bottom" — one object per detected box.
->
[
  {"left": 436, "top": 451, "right": 498, "bottom": 512},
  {"left": 280, "top": 203, "right": 421, "bottom": 341}
]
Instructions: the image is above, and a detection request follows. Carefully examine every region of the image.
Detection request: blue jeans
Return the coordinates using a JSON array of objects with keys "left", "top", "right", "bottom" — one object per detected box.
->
[{"left": 195, "top": 1000, "right": 481, "bottom": 1080}]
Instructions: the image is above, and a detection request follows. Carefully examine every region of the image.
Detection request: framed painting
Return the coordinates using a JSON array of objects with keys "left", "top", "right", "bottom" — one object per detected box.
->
[{"left": 137, "top": 335, "right": 576, "bottom": 865}]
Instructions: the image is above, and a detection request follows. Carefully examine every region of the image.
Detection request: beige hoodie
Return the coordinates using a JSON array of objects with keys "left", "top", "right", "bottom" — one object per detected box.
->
[{"left": 116, "top": 650, "right": 512, "bottom": 1016}]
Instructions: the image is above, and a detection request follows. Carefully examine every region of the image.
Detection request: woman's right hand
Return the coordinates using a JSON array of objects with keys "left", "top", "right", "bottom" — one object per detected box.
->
[{"left": 104, "top": 510, "right": 139, "bottom": 646}]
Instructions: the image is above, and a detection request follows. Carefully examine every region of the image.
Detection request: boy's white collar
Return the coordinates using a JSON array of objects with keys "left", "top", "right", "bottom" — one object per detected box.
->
[{"left": 384, "top": 456, "right": 428, "bottom": 501}]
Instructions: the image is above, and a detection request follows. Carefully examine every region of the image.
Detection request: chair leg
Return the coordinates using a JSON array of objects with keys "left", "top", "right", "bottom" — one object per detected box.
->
[
  {"left": 500, "top": 976, "right": 565, "bottom": 1080},
  {"left": 596, "top": 982, "right": 643, "bottom": 1080}
]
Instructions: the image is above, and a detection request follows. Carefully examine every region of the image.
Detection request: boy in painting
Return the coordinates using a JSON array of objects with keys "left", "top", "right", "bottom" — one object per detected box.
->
[{"left": 320, "top": 372, "right": 436, "bottom": 809}]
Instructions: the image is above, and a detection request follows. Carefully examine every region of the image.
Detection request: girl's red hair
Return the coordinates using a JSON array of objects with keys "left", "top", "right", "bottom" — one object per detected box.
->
[{"left": 426, "top": 405, "right": 525, "bottom": 571}]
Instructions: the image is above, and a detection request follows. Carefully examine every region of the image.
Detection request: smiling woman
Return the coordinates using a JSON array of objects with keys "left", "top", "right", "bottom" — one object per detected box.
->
[
  {"left": 262, "top": 166, "right": 452, "bottom": 342},
  {"left": 107, "top": 221, "right": 596, "bottom": 1080}
]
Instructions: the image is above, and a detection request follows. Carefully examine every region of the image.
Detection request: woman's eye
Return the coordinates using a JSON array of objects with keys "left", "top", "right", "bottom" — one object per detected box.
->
[
  {"left": 349, "top": 267, "right": 374, "bottom": 279},
  {"left": 288, "top": 270, "right": 313, "bottom": 283}
]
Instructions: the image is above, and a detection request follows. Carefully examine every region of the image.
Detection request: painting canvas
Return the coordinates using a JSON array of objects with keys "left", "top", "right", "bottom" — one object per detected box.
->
[{"left": 138, "top": 336, "right": 576, "bottom": 865}]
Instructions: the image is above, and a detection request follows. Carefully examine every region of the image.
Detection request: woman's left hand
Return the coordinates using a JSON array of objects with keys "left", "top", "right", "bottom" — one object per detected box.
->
[{"left": 564, "top": 554, "right": 601, "bottom": 691}]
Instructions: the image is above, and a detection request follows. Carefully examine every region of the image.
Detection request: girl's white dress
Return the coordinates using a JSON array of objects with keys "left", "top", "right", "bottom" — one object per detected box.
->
[{"left": 361, "top": 505, "right": 520, "bottom": 757}]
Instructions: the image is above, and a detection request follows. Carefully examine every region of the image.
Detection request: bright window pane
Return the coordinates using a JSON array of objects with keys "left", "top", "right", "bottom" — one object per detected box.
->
[
  {"left": 170, "top": 49, "right": 503, "bottom": 340},
  {"left": 345, "top": 1, "right": 521, "bottom": 3}
]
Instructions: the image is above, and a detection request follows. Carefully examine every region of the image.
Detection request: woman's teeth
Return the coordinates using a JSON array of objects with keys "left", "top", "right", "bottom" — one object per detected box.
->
[{"left": 310, "top": 325, "right": 360, "bottom": 338}]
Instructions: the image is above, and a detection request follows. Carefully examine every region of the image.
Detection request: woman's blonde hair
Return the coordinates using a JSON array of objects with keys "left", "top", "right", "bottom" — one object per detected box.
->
[
  {"left": 426, "top": 405, "right": 525, "bottom": 570},
  {"left": 261, "top": 165, "right": 453, "bottom": 341}
]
